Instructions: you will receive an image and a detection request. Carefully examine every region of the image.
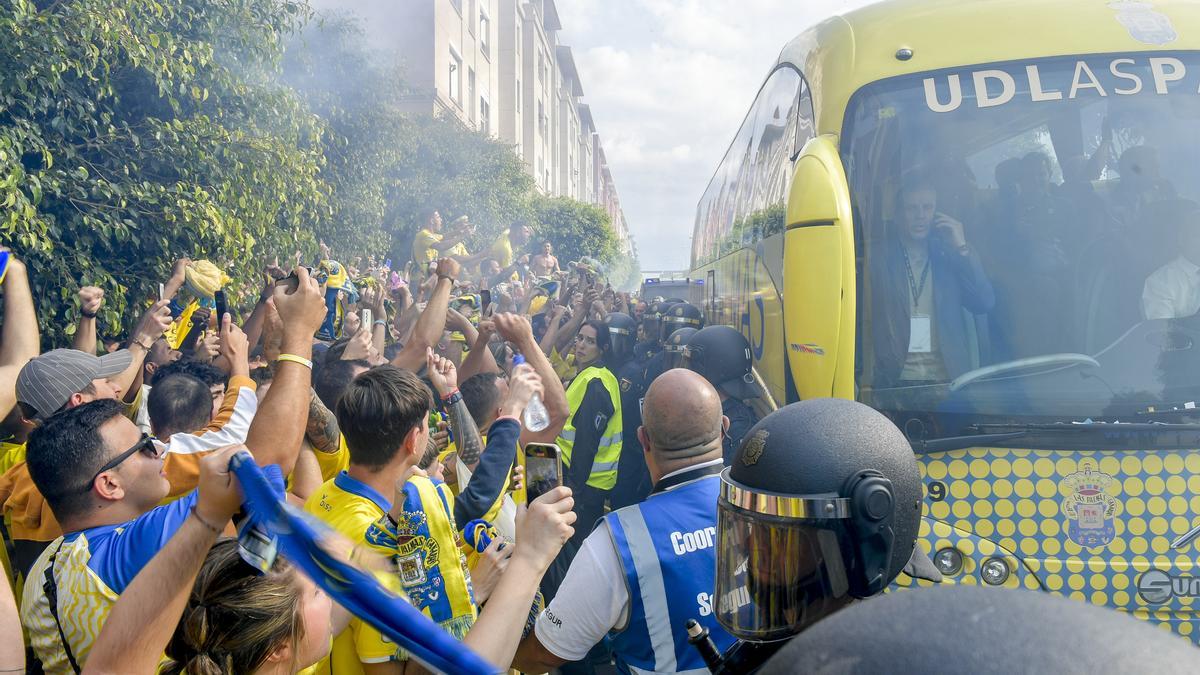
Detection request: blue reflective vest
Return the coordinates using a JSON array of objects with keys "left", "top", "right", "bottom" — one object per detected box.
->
[{"left": 604, "top": 472, "right": 736, "bottom": 674}]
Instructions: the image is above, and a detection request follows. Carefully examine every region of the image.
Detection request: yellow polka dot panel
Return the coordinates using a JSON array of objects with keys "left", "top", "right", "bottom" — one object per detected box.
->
[{"left": 890, "top": 447, "right": 1200, "bottom": 644}]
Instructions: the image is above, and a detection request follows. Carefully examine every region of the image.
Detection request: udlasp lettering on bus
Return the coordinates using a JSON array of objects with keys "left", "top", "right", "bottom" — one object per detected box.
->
[{"left": 923, "top": 56, "right": 1192, "bottom": 113}]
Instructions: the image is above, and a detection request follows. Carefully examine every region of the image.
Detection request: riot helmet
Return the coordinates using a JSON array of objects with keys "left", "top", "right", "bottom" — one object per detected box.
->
[
  {"left": 683, "top": 325, "right": 759, "bottom": 400},
  {"left": 641, "top": 301, "right": 672, "bottom": 345},
  {"left": 760, "top": 585, "right": 1200, "bottom": 673},
  {"left": 663, "top": 327, "right": 698, "bottom": 370},
  {"left": 659, "top": 302, "right": 703, "bottom": 343},
  {"left": 607, "top": 312, "right": 638, "bottom": 363},
  {"left": 715, "top": 399, "right": 922, "bottom": 642}
]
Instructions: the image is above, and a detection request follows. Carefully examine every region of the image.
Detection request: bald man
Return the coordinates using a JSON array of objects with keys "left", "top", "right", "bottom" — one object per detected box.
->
[{"left": 514, "top": 369, "right": 736, "bottom": 674}]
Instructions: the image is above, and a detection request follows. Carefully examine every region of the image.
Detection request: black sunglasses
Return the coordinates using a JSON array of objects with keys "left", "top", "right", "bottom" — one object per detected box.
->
[{"left": 82, "top": 434, "right": 163, "bottom": 493}]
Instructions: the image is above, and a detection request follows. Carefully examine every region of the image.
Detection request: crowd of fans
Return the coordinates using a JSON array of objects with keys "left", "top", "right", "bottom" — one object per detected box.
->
[{"left": 0, "top": 213, "right": 763, "bottom": 674}]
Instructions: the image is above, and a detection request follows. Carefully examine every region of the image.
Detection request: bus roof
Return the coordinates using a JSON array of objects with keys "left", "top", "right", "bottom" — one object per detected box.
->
[{"left": 782, "top": 0, "right": 1200, "bottom": 136}]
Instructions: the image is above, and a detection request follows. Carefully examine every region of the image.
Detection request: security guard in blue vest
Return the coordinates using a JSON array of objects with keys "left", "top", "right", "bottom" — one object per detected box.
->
[
  {"left": 514, "top": 368, "right": 736, "bottom": 675},
  {"left": 610, "top": 312, "right": 653, "bottom": 511}
]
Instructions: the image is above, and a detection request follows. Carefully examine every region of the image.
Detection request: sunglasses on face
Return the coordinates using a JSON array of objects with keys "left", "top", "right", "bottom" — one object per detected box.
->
[{"left": 82, "top": 434, "right": 163, "bottom": 493}]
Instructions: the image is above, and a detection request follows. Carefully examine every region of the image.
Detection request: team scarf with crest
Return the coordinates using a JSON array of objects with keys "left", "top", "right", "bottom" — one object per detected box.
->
[{"left": 364, "top": 474, "right": 478, "bottom": 638}]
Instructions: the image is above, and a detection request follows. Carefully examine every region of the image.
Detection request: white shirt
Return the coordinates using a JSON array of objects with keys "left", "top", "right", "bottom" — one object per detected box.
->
[
  {"left": 1143, "top": 256, "right": 1200, "bottom": 320},
  {"left": 154, "top": 381, "right": 258, "bottom": 455},
  {"left": 533, "top": 459, "right": 724, "bottom": 662}
]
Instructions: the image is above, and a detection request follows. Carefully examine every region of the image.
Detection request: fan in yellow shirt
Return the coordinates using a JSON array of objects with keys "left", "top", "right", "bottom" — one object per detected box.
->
[{"left": 412, "top": 209, "right": 473, "bottom": 263}]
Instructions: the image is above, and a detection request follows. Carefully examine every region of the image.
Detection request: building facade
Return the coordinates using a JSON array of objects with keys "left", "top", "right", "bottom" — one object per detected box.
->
[{"left": 388, "top": 0, "right": 631, "bottom": 252}]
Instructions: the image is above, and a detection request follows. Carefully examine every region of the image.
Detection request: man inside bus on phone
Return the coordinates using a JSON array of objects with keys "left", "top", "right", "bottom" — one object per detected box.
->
[
  {"left": 870, "top": 178, "right": 995, "bottom": 389},
  {"left": 513, "top": 368, "right": 734, "bottom": 674}
]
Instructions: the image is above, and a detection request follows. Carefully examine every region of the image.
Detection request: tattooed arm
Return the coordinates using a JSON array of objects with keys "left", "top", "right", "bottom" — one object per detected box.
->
[
  {"left": 306, "top": 390, "right": 341, "bottom": 455},
  {"left": 445, "top": 394, "right": 484, "bottom": 470}
]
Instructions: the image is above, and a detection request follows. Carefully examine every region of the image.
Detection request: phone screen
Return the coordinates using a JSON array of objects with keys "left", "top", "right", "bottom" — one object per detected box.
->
[
  {"left": 524, "top": 444, "right": 562, "bottom": 505},
  {"left": 480, "top": 290, "right": 491, "bottom": 310}
]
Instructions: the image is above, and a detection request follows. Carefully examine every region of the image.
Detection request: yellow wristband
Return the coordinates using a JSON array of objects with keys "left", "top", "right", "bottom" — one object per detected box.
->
[{"left": 277, "top": 353, "right": 313, "bottom": 369}]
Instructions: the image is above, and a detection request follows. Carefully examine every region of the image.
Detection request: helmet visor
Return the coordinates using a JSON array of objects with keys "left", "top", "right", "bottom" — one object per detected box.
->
[{"left": 715, "top": 490, "right": 854, "bottom": 641}]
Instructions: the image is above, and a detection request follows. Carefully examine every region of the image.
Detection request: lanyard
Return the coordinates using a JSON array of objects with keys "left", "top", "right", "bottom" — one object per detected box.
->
[{"left": 901, "top": 247, "right": 931, "bottom": 309}]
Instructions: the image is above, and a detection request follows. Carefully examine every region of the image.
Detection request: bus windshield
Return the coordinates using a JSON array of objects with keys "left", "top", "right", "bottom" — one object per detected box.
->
[{"left": 844, "top": 52, "right": 1200, "bottom": 429}]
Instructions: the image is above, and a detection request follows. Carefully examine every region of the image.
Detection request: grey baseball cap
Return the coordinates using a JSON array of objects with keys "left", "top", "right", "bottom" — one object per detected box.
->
[{"left": 17, "top": 348, "right": 133, "bottom": 421}]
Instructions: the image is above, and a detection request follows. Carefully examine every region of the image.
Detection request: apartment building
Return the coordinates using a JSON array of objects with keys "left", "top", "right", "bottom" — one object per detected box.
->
[{"left": 389, "top": 0, "right": 631, "bottom": 252}]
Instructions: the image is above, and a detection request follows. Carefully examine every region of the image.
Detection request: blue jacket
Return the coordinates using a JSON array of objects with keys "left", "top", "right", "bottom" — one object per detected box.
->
[{"left": 868, "top": 237, "right": 995, "bottom": 385}]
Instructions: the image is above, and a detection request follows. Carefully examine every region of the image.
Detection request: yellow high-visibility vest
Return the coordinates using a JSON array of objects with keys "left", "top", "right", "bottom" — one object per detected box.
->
[{"left": 558, "top": 366, "right": 622, "bottom": 490}]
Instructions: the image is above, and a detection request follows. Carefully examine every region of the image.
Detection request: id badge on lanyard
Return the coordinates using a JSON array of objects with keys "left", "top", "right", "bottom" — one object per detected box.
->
[{"left": 909, "top": 315, "right": 932, "bottom": 353}]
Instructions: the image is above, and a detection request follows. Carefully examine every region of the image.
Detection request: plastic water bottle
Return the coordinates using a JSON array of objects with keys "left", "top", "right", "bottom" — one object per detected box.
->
[{"left": 512, "top": 354, "right": 550, "bottom": 432}]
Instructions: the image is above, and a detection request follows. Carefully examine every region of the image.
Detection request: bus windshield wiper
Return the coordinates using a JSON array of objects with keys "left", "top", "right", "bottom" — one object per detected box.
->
[
  {"left": 910, "top": 431, "right": 1028, "bottom": 453},
  {"left": 911, "top": 419, "right": 1200, "bottom": 453}
]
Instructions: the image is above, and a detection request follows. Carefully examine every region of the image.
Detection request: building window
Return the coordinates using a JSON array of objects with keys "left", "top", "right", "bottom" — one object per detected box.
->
[
  {"left": 537, "top": 100, "right": 546, "bottom": 136},
  {"left": 480, "top": 97, "right": 490, "bottom": 135},
  {"left": 479, "top": 11, "right": 490, "bottom": 55},
  {"left": 449, "top": 49, "right": 462, "bottom": 104},
  {"left": 468, "top": 67, "right": 476, "bottom": 118}
]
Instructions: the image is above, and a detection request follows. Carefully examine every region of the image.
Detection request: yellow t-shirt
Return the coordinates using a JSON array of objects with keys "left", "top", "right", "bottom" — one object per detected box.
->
[
  {"left": 413, "top": 228, "right": 442, "bottom": 263},
  {"left": 304, "top": 474, "right": 402, "bottom": 675},
  {"left": 314, "top": 436, "right": 350, "bottom": 483},
  {"left": 489, "top": 232, "right": 514, "bottom": 268},
  {"left": 550, "top": 347, "right": 578, "bottom": 383}
]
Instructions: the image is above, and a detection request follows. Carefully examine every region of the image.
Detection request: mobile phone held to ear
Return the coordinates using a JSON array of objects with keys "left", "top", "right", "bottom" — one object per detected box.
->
[
  {"left": 215, "top": 289, "right": 228, "bottom": 322},
  {"left": 523, "top": 443, "right": 563, "bottom": 505}
]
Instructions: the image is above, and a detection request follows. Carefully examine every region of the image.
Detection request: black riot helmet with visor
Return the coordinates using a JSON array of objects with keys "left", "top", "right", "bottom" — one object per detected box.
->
[
  {"left": 664, "top": 327, "right": 698, "bottom": 370},
  {"left": 714, "top": 398, "right": 922, "bottom": 643},
  {"left": 642, "top": 301, "right": 670, "bottom": 345},
  {"left": 606, "top": 312, "right": 638, "bottom": 364},
  {"left": 683, "top": 325, "right": 759, "bottom": 400},
  {"left": 659, "top": 302, "right": 703, "bottom": 343}
]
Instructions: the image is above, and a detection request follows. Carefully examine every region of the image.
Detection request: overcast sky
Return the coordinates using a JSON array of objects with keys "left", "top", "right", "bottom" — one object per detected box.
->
[{"left": 556, "top": 0, "right": 873, "bottom": 270}]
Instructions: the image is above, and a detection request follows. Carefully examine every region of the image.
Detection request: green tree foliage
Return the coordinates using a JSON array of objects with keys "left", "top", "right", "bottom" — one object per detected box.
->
[
  {"left": 1, "top": 0, "right": 332, "bottom": 342},
  {"left": 531, "top": 195, "right": 620, "bottom": 268},
  {"left": 282, "top": 15, "right": 535, "bottom": 265}
]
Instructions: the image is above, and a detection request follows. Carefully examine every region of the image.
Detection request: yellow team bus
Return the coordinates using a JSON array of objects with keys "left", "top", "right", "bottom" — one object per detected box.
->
[{"left": 690, "top": 0, "right": 1200, "bottom": 641}]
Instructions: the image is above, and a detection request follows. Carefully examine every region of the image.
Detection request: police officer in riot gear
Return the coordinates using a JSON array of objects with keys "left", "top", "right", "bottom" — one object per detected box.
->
[
  {"left": 634, "top": 301, "right": 672, "bottom": 368},
  {"left": 664, "top": 327, "right": 698, "bottom": 370},
  {"left": 608, "top": 313, "right": 652, "bottom": 510},
  {"left": 691, "top": 398, "right": 926, "bottom": 672},
  {"left": 645, "top": 302, "right": 704, "bottom": 386},
  {"left": 682, "top": 325, "right": 759, "bottom": 464}
]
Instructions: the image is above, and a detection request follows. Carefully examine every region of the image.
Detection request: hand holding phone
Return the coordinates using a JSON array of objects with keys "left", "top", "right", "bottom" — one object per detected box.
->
[
  {"left": 523, "top": 443, "right": 563, "bottom": 505},
  {"left": 214, "top": 289, "right": 228, "bottom": 323}
]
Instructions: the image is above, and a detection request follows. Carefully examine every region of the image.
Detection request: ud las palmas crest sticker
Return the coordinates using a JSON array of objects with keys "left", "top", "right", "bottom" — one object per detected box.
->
[{"left": 1060, "top": 462, "right": 1122, "bottom": 549}]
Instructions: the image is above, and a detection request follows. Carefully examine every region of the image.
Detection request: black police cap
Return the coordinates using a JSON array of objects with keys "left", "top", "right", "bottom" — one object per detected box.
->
[{"left": 760, "top": 585, "right": 1200, "bottom": 674}]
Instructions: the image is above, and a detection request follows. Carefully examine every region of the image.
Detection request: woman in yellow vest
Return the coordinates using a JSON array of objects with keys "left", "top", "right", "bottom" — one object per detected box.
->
[{"left": 555, "top": 319, "right": 623, "bottom": 551}]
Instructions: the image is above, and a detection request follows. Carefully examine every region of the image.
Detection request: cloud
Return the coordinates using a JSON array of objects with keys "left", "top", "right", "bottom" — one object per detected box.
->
[{"left": 559, "top": 0, "right": 872, "bottom": 269}]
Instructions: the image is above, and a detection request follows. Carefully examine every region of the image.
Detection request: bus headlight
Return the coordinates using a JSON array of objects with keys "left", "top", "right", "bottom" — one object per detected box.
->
[
  {"left": 981, "top": 557, "right": 1011, "bottom": 586},
  {"left": 933, "top": 547, "right": 964, "bottom": 576}
]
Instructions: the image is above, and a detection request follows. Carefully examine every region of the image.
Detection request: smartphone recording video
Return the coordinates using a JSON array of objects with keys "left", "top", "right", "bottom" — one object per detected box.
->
[{"left": 524, "top": 443, "right": 563, "bottom": 504}]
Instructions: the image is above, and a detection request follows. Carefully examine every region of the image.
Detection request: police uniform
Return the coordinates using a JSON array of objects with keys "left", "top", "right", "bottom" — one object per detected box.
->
[
  {"left": 611, "top": 359, "right": 652, "bottom": 511},
  {"left": 721, "top": 397, "right": 758, "bottom": 466},
  {"left": 532, "top": 460, "right": 737, "bottom": 674}
]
